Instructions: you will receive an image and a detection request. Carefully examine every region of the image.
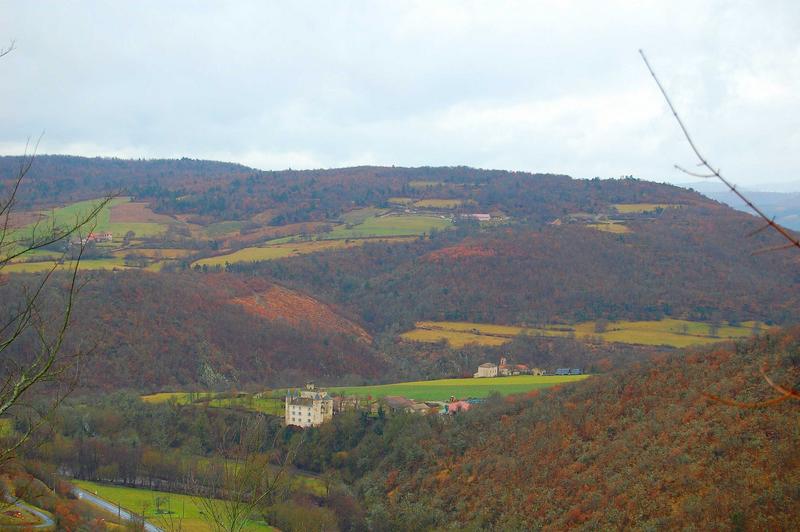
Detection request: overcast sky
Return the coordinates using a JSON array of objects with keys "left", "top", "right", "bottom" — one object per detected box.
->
[{"left": 1, "top": 1, "right": 798, "bottom": 189}]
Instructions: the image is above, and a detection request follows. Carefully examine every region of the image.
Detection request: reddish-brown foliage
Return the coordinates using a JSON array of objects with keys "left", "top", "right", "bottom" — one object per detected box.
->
[{"left": 232, "top": 284, "right": 372, "bottom": 342}]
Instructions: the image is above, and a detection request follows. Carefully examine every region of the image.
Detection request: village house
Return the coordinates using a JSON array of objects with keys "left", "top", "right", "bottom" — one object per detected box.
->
[
  {"left": 445, "top": 400, "right": 471, "bottom": 414},
  {"left": 474, "top": 362, "right": 498, "bottom": 378},
  {"left": 89, "top": 231, "right": 114, "bottom": 242},
  {"left": 285, "top": 383, "right": 333, "bottom": 428},
  {"left": 498, "top": 357, "right": 531, "bottom": 376}
]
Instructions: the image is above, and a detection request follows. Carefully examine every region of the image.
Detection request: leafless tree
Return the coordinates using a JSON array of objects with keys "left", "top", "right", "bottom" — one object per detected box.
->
[
  {"left": 189, "top": 417, "right": 303, "bottom": 532},
  {"left": 0, "top": 150, "right": 112, "bottom": 463},
  {"left": 1, "top": 44, "right": 114, "bottom": 462},
  {"left": 640, "top": 49, "right": 800, "bottom": 407}
]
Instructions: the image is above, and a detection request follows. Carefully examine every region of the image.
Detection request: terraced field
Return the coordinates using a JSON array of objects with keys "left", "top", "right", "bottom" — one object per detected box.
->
[
  {"left": 193, "top": 238, "right": 383, "bottom": 267},
  {"left": 193, "top": 213, "right": 443, "bottom": 267},
  {"left": 402, "top": 318, "right": 758, "bottom": 348},
  {"left": 613, "top": 203, "right": 682, "bottom": 214},
  {"left": 587, "top": 222, "right": 631, "bottom": 233},
  {"left": 330, "top": 374, "right": 589, "bottom": 401},
  {"left": 35, "top": 197, "right": 169, "bottom": 237}
]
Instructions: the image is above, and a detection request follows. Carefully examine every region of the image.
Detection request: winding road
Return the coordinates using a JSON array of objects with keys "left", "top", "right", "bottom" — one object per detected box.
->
[
  {"left": 71, "top": 485, "right": 163, "bottom": 532},
  {"left": 3, "top": 496, "right": 55, "bottom": 530}
]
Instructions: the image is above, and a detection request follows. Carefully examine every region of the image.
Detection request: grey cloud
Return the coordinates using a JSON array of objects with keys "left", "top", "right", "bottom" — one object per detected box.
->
[{"left": 0, "top": 1, "right": 798, "bottom": 189}]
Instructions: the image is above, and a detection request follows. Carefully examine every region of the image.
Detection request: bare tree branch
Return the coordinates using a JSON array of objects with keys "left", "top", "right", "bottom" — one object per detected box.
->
[{"left": 639, "top": 49, "right": 800, "bottom": 253}]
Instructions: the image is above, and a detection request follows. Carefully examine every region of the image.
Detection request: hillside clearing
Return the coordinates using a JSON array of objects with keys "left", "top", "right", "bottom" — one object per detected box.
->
[
  {"left": 193, "top": 237, "right": 413, "bottom": 267},
  {"left": 233, "top": 284, "right": 372, "bottom": 342},
  {"left": 320, "top": 214, "right": 451, "bottom": 240},
  {"left": 403, "top": 318, "right": 758, "bottom": 348}
]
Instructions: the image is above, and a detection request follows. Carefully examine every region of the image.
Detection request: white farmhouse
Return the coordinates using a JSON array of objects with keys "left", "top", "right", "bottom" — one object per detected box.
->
[
  {"left": 474, "top": 362, "right": 498, "bottom": 378},
  {"left": 285, "top": 383, "right": 333, "bottom": 428}
]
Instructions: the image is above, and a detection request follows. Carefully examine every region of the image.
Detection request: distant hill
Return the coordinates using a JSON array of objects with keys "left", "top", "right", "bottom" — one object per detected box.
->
[
  {"left": 684, "top": 181, "right": 800, "bottom": 230},
  {"left": 3, "top": 157, "right": 799, "bottom": 389}
]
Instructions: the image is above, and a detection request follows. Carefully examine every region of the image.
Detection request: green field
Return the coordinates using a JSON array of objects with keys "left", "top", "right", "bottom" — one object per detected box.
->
[
  {"left": 141, "top": 391, "right": 284, "bottom": 416},
  {"left": 320, "top": 214, "right": 451, "bottom": 240},
  {"left": 6, "top": 197, "right": 170, "bottom": 269},
  {"left": 73, "top": 480, "right": 272, "bottom": 531},
  {"left": 340, "top": 207, "right": 389, "bottom": 224},
  {"left": 403, "top": 318, "right": 758, "bottom": 348},
  {"left": 193, "top": 239, "right": 374, "bottom": 267},
  {"left": 18, "top": 197, "right": 168, "bottom": 239},
  {"left": 331, "top": 375, "right": 589, "bottom": 401},
  {"left": 413, "top": 198, "right": 467, "bottom": 209},
  {"left": 207, "top": 396, "right": 284, "bottom": 416},
  {"left": 4, "top": 257, "right": 128, "bottom": 273}
]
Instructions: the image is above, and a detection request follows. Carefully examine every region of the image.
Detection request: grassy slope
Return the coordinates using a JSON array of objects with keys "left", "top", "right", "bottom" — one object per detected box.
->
[
  {"left": 321, "top": 214, "right": 451, "bottom": 240},
  {"left": 330, "top": 375, "right": 589, "bottom": 401},
  {"left": 26, "top": 197, "right": 167, "bottom": 238}
]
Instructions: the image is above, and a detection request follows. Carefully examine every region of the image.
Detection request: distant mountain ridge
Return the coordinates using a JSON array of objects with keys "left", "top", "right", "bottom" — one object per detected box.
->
[
  {"left": 684, "top": 181, "right": 800, "bottom": 230},
  {"left": 2, "top": 156, "right": 799, "bottom": 389}
]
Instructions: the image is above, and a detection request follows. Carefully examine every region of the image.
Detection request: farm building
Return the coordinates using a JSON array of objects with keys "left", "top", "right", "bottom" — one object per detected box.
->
[
  {"left": 89, "top": 231, "right": 113, "bottom": 242},
  {"left": 474, "top": 362, "right": 498, "bottom": 378},
  {"left": 463, "top": 213, "right": 491, "bottom": 222},
  {"left": 285, "top": 383, "right": 333, "bottom": 428},
  {"left": 382, "top": 396, "right": 431, "bottom": 414}
]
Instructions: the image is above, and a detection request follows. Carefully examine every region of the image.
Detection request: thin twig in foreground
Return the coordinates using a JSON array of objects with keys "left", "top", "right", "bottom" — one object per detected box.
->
[{"left": 639, "top": 49, "right": 800, "bottom": 253}]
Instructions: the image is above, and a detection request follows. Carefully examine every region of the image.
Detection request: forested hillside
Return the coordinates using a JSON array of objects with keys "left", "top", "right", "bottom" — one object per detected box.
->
[
  {"left": 0, "top": 272, "right": 386, "bottom": 390},
  {"left": 294, "top": 327, "right": 800, "bottom": 530},
  {"left": 238, "top": 204, "right": 799, "bottom": 330},
  {"left": 3, "top": 158, "right": 799, "bottom": 389},
  {"left": 1, "top": 155, "right": 702, "bottom": 223}
]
